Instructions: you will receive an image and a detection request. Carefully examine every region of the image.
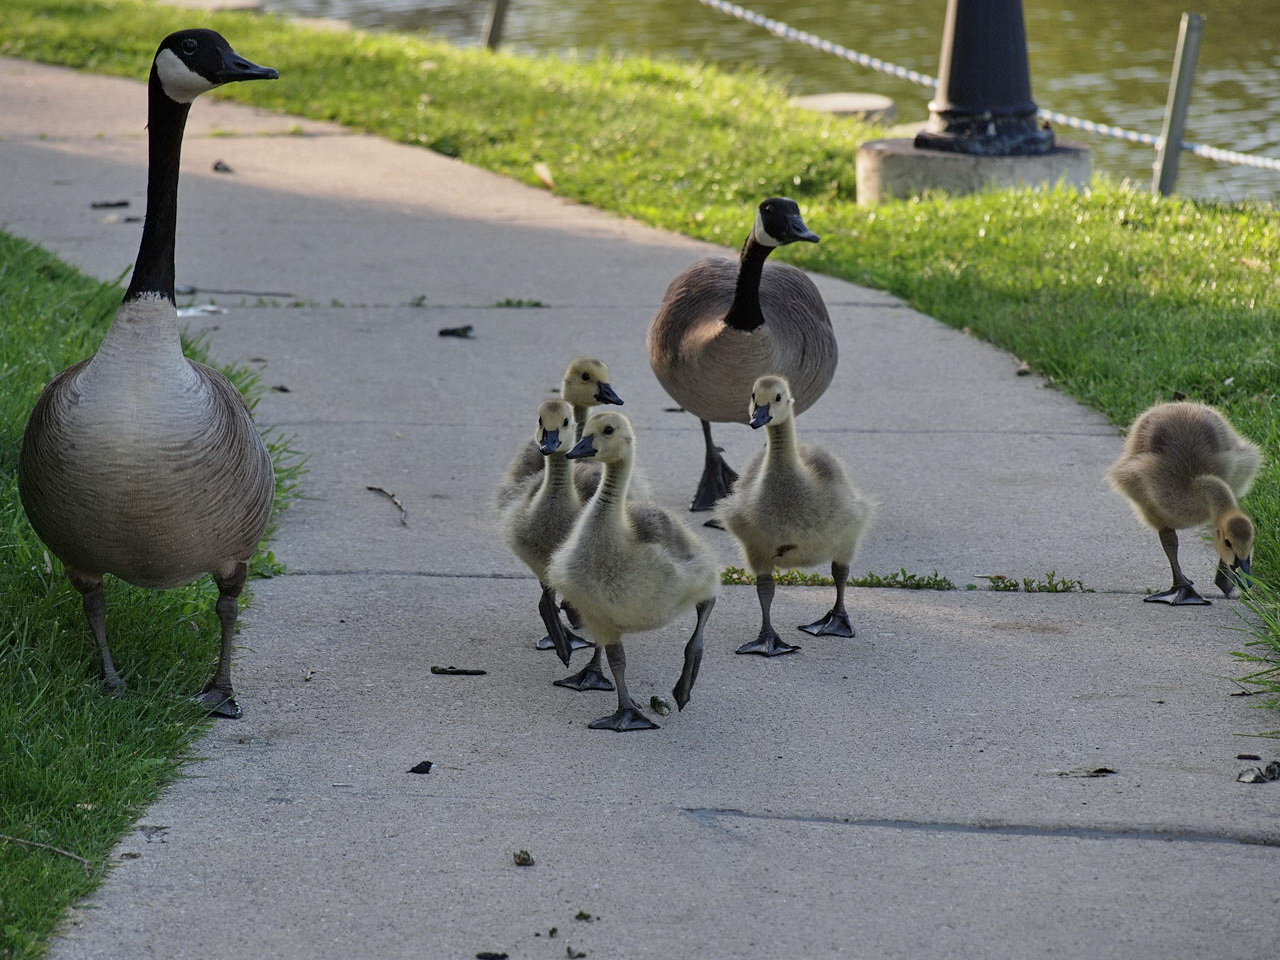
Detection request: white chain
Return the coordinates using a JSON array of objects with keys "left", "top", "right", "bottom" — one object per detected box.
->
[{"left": 697, "top": 0, "right": 1280, "bottom": 172}]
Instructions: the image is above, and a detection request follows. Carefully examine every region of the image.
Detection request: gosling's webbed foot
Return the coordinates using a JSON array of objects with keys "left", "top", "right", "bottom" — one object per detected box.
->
[
  {"left": 588, "top": 706, "right": 659, "bottom": 731},
  {"left": 1144, "top": 583, "right": 1211, "bottom": 606},
  {"left": 554, "top": 663, "right": 615, "bottom": 692},
  {"left": 690, "top": 455, "right": 738, "bottom": 512},
  {"left": 735, "top": 627, "right": 800, "bottom": 657},
  {"left": 535, "top": 631, "right": 593, "bottom": 653},
  {"left": 196, "top": 687, "right": 243, "bottom": 719},
  {"left": 798, "top": 609, "right": 855, "bottom": 638}
]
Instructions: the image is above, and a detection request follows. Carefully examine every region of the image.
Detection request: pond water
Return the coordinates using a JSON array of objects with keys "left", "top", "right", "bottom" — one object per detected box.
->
[{"left": 260, "top": 0, "right": 1280, "bottom": 201}]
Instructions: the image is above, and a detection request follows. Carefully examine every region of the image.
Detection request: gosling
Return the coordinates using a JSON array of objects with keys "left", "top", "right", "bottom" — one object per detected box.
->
[
  {"left": 716, "top": 375, "right": 872, "bottom": 655},
  {"left": 1108, "top": 401, "right": 1261, "bottom": 604},
  {"left": 547, "top": 412, "right": 718, "bottom": 730}
]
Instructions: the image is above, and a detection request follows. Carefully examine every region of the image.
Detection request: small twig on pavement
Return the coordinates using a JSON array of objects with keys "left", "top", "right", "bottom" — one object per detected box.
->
[
  {"left": 366, "top": 485, "right": 408, "bottom": 525},
  {"left": 0, "top": 833, "right": 94, "bottom": 873}
]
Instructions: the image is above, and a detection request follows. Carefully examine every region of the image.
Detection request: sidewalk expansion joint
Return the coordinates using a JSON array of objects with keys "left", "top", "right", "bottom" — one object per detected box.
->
[
  {"left": 683, "top": 807, "right": 1280, "bottom": 847},
  {"left": 283, "top": 569, "right": 533, "bottom": 580}
]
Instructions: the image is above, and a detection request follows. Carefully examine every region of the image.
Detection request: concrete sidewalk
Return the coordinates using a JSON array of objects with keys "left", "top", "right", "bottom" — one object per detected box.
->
[{"left": 2, "top": 56, "right": 1277, "bottom": 960}]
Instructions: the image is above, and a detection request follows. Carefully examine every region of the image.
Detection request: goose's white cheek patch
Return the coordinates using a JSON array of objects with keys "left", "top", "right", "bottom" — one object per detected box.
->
[
  {"left": 752, "top": 210, "right": 782, "bottom": 247},
  {"left": 154, "top": 49, "right": 216, "bottom": 103}
]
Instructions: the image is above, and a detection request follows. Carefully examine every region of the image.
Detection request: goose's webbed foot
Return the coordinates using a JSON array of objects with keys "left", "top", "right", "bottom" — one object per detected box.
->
[
  {"left": 1144, "top": 582, "right": 1211, "bottom": 606},
  {"left": 690, "top": 420, "right": 737, "bottom": 513},
  {"left": 196, "top": 685, "right": 243, "bottom": 719},
  {"left": 535, "top": 631, "right": 593, "bottom": 653},
  {"left": 554, "top": 653, "right": 615, "bottom": 692},
  {"left": 798, "top": 608, "right": 855, "bottom": 637},
  {"left": 735, "top": 627, "right": 800, "bottom": 657},
  {"left": 588, "top": 706, "right": 659, "bottom": 731}
]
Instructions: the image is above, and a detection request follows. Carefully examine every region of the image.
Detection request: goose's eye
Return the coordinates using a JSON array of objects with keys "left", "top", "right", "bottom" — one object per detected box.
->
[
  {"left": 1225, "top": 538, "right": 1233, "bottom": 550},
  {"left": 562, "top": 418, "right": 569, "bottom": 427},
  {"left": 181, "top": 38, "right": 198, "bottom": 55},
  {"left": 775, "top": 393, "right": 782, "bottom": 402},
  {"left": 580, "top": 372, "right": 591, "bottom": 381},
  {"left": 603, "top": 425, "right": 615, "bottom": 436}
]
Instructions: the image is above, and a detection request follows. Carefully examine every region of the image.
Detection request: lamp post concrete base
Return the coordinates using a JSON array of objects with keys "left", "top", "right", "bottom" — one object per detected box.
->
[{"left": 856, "top": 137, "right": 1091, "bottom": 206}]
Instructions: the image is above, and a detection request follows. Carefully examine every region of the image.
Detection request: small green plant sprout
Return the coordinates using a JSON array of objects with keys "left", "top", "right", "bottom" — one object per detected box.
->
[
  {"left": 976, "top": 572, "right": 1091, "bottom": 592},
  {"left": 977, "top": 574, "right": 1020, "bottom": 591},
  {"left": 493, "top": 297, "right": 546, "bottom": 308},
  {"left": 513, "top": 849, "right": 535, "bottom": 866},
  {"left": 722, "top": 566, "right": 955, "bottom": 589},
  {"left": 1022, "top": 571, "right": 1092, "bottom": 593},
  {"left": 850, "top": 568, "right": 956, "bottom": 590}
]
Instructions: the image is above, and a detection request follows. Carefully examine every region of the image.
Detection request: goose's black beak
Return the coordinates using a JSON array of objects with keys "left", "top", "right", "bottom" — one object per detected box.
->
[
  {"left": 216, "top": 49, "right": 278, "bottom": 83},
  {"left": 783, "top": 214, "right": 819, "bottom": 244},
  {"left": 594, "top": 381, "right": 623, "bottom": 406},
  {"left": 749, "top": 403, "right": 771, "bottom": 429},
  {"left": 566, "top": 434, "right": 597, "bottom": 460},
  {"left": 537, "top": 428, "right": 560, "bottom": 456}
]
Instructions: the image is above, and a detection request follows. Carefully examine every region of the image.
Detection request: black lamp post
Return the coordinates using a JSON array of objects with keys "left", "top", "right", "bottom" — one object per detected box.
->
[{"left": 914, "top": 0, "right": 1054, "bottom": 156}]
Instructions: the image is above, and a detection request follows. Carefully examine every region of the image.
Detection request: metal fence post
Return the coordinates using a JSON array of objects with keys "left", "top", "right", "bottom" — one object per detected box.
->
[
  {"left": 1152, "top": 12, "right": 1204, "bottom": 196},
  {"left": 482, "top": 0, "right": 511, "bottom": 49}
]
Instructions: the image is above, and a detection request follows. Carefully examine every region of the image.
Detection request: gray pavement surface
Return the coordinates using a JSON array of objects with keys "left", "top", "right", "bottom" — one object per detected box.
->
[{"left": 2, "top": 56, "right": 1277, "bottom": 959}]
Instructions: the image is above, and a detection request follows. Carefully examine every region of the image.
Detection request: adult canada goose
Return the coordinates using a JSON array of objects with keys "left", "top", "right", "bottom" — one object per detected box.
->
[
  {"left": 1108, "top": 401, "right": 1261, "bottom": 605},
  {"left": 17, "top": 30, "right": 278, "bottom": 718},
  {"left": 647, "top": 197, "right": 835, "bottom": 512},
  {"left": 717, "top": 375, "right": 872, "bottom": 655},
  {"left": 547, "top": 412, "right": 718, "bottom": 730},
  {"left": 496, "top": 356, "right": 625, "bottom": 655}
]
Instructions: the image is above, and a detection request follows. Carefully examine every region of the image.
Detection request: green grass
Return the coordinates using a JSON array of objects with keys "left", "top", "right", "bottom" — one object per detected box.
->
[
  {"left": 2, "top": 0, "right": 1280, "bottom": 944},
  {"left": 0, "top": 233, "right": 301, "bottom": 958}
]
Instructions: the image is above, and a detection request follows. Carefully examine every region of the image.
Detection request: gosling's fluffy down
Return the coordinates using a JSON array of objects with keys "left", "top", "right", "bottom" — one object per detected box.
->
[
  {"left": 547, "top": 411, "right": 718, "bottom": 729},
  {"left": 1108, "top": 400, "right": 1261, "bottom": 603},
  {"left": 497, "top": 356, "right": 622, "bottom": 506},
  {"left": 716, "top": 375, "right": 872, "bottom": 652}
]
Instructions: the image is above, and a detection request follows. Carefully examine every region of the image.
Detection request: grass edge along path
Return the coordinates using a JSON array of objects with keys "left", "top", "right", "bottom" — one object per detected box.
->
[{"left": 0, "top": 232, "right": 302, "bottom": 960}]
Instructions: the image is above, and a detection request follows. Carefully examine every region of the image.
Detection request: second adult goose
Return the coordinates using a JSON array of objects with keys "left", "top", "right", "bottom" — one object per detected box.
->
[
  {"left": 1108, "top": 401, "right": 1261, "bottom": 604},
  {"left": 647, "top": 197, "right": 835, "bottom": 512},
  {"left": 547, "top": 412, "right": 718, "bottom": 730},
  {"left": 717, "top": 375, "right": 872, "bottom": 655},
  {"left": 17, "top": 29, "right": 278, "bottom": 718}
]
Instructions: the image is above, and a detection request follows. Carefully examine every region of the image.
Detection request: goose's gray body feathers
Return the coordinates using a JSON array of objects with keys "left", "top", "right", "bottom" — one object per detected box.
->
[
  {"left": 20, "top": 298, "right": 274, "bottom": 589},
  {"left": 648, "top": 257, "right": 834, "bottom": 425}
]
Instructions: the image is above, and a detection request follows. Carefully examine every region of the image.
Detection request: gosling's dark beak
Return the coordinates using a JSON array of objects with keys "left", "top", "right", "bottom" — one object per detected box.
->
[
  {"left": 216, "top": 49, "right": 279, "bottom": 83},
  {"left": 594, "top": 381, "right": 623, "bottom": 406},
  {"left": 1234, "top": 556, "right": 1253, "bottom": 589},
  {"left": 537, "top": 428, "right": 560, "bottom": 456},
  {"left": 749, "top": 403, "right": 771, "bottom": 429},
  {"left": 783, "top": 214, "right": 819, "bottom": 244},
  {"left": 566, "top": 434, "right": 596, "bottom": 460},
  {"left": 1215, "top": 556, "right": 1252, "bottom": 597}
]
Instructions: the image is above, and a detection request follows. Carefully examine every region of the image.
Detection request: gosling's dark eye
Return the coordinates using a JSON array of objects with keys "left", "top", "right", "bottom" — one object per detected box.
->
[
  {"left": 562, "top": 417, "right": 569, "bottom": 427},
  {"left": 181, "top": 38, "right": 198, "bottom": 56},
  {"left": 1225, "top": 539, "right": 1233, "bottom": 550},
  {"left": 775, "top": 393, "right": 782, "bottom": 402},
  {"left": 603, "top": 425, "right": 615, "bottom": 435},
  {"left": 581, "top": 371, "right": 591, "bottom": 381}
]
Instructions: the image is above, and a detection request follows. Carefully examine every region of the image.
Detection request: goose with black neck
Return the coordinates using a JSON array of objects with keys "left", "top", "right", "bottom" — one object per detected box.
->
[
  {"left": 18, "top": 30, "right": 279, "bottom": 719},
  {"left": 647, "top": 197, "right": 836, "bottom": 514}
]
